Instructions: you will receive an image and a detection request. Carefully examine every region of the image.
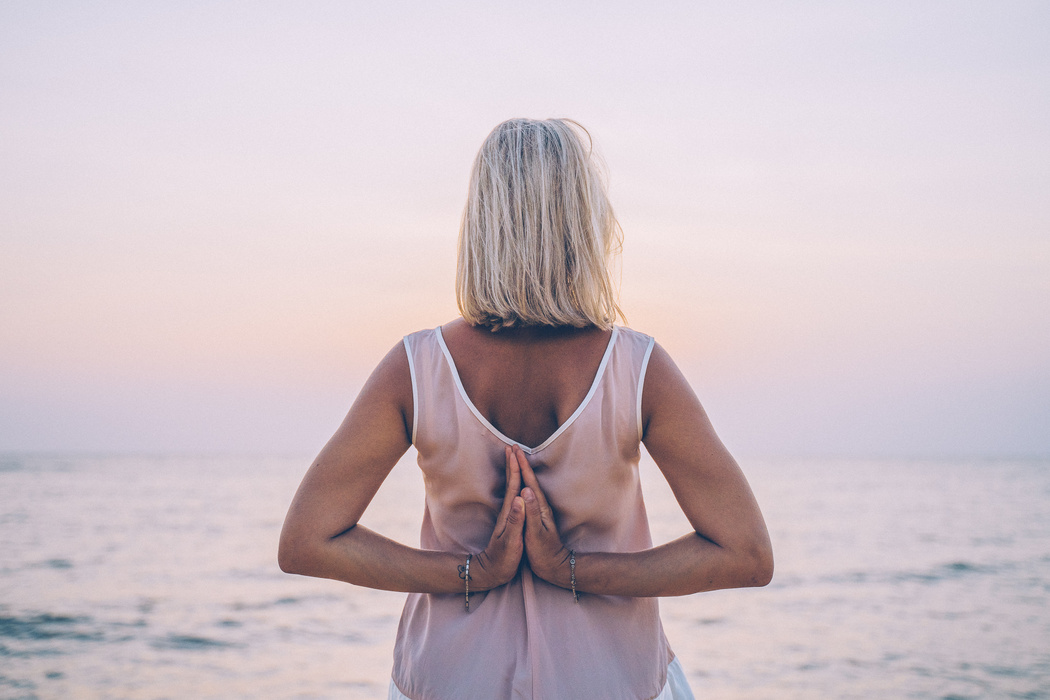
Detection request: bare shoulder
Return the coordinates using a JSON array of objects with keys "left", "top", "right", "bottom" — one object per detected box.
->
[
  {"left": 333, "top": 337, "right": 415, "bottom": 448},
  {"left": 639, "top": 341, "right": 733, "bottom": 469},
  {"left": 367, "top": 337, "right": 413, "bottom": 401},
  {"left": 367, "top": 335, "right": 411, "bottom": 430},
  {"left": 640, "top": 342, "right": 706, "bottom": 439}
]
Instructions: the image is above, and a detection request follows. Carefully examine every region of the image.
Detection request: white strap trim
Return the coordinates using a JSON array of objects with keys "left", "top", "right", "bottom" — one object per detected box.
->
[
  {"left": 402, "top": 335, "right": 418, "bottom": 445},
  {"left": 637, "top": 336, "right": 656, "bottom": 442}
]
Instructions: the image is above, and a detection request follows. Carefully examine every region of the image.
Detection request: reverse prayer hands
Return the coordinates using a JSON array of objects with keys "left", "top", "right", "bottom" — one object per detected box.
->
[
  {"left": 512, "top": 446, "right": 575, "bottom": 590},
  {"left": 472, "top": 446, "right": 575, "bottom": 593}
]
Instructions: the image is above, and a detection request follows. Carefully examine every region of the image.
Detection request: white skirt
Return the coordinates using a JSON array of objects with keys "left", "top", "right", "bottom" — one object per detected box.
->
[{"left": 388, "top": 656, "right": 695, "bottom": 700}]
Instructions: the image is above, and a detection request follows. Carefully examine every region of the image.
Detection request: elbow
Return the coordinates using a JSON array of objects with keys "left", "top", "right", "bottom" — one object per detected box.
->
[
  {"left": 277, "top": 537, "right": 299, "bottom": 575},
  {"left": 745, "top": 541, "right": 774, "bottom": 588},
  {"left": 278, "top": 529, "right": 311, "bottom": 575},
  {"left": 279, "top": 523, "right": 352, "bottom": 576}
]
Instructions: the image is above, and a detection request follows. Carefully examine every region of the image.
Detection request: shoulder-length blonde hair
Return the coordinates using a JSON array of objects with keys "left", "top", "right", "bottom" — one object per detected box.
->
[{"left": 456, "top": 118, "right": 625, "bottom": 330}]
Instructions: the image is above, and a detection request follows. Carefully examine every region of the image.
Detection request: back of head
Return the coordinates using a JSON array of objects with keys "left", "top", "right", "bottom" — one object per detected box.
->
[{"left": 457, "top": 118, "right": 624, "bottom": 331}]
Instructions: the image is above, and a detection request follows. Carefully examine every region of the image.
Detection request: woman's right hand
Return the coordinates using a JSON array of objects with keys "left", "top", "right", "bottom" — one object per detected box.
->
[{"left": 470, "top": 446, "right": 526, "bottom": 590}]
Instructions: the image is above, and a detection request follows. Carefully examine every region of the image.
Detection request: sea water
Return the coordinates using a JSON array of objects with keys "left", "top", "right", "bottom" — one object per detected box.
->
[{"left": 1, "top": 453, "right": 1048, "bottom": 699}]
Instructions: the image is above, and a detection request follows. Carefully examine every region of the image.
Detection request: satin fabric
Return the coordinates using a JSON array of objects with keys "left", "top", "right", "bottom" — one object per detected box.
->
[{"left": 392, "top": 326, "right": 681, "bottom": 699}]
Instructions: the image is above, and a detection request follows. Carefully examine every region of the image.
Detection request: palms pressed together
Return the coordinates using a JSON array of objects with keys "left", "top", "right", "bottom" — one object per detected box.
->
[{"left": 471, "top": 446, "right": 571, "bottom": 592}]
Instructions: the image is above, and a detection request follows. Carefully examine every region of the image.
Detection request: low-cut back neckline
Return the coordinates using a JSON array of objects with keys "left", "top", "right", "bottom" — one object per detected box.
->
[{"left": 434, "top": 325, "right": 619, "bottom": 454}]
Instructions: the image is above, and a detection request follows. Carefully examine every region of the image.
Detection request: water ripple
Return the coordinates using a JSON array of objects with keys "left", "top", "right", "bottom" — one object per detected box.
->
[
  {"left": 0, "top": 613, "right": 103, "bottom": 643},
  {"left": 151, "top": 633, "right": 239, "bottom": 651}
]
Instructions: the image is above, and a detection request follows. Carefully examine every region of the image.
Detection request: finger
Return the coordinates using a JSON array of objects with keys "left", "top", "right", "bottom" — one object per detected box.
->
[
  {"left": 494, "top": 495, "right": 525, "bottom": 545},
  {"left": 521, "top": 486, "right": 554, "bottom": 534},
  {"left": 515, "top": 447, "right": 540, "bottom": 497},
  {"left": 505, "top": 496, "right": 524, "bottom": 537},
  {"left": 521, "top": 487, "right": 540, "bottom": 532},
  {"left": 494, "top": 447, "right": 520, "bottom": 532},
  {"left": 516, "top": 451, "right": 554, "bottom": 528},
  {"left": 506, "top": 446, "right": 522, "bottom": 500}
]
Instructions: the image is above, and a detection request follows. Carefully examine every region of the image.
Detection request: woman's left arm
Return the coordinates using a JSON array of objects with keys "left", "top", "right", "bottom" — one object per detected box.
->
[
  {"left": 278, "top": 342, "right": 524, "bottom": 593},
  {"left": 521, "top": 342, "right": 773, "bottom": 596}
]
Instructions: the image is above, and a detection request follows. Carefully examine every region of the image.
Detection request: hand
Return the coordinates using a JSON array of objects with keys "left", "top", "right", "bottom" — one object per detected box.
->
[
  {"left": 514, "top": 446, "right": 572, "bottom": 588},
  {"left": 471, "top": 447, "right": 526, "bottom": 590}
]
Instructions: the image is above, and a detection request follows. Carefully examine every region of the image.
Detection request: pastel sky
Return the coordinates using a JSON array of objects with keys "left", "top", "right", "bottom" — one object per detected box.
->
[{"left": 2, "top": 2, "right": 1048, "bottom": 457}]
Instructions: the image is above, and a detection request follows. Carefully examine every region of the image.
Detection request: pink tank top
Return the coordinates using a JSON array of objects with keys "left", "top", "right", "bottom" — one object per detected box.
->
[{"left": 392, "top": 325, "right": 673, "bottom": 700}]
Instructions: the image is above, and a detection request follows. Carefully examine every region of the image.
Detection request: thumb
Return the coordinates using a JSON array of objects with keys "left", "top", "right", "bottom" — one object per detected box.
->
[
  {"left": 522, "top": 488, "right": 544, "bottom": 530},
  {"left": 505, "top": 496, "right": 525, "bottom": 534}
]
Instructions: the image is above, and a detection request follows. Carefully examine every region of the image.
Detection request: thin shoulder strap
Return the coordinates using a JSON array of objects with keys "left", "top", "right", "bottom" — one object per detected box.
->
[
  {"left": 636, "top": 335, "right": 656, "bottom": 442},
  {"left": 402, "top": 334, "right": 420, "bottom": 445}
]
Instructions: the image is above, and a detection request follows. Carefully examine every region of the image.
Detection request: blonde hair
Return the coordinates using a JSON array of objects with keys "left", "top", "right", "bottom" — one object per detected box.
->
[{"left": 456, "top": 118, "right": 625, "bottom": 330}]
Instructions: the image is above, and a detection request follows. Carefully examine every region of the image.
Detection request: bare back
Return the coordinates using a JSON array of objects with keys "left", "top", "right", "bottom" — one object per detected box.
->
[{"left": 438, "top": 319, "right": 614, "bottom": 449}]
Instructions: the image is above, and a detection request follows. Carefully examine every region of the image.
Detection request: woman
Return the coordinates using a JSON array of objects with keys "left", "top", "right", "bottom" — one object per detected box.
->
[{"left": 279, "top": 118, "right": 773, "bottom": 699}]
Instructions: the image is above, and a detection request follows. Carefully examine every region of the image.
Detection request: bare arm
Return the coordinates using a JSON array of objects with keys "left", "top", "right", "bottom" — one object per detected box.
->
[
  {"left": 277, "top": 341, "right": 524, "bottom": 593},
  {"left": 522, "top": 342, "right": 773, "bottom": 596}
]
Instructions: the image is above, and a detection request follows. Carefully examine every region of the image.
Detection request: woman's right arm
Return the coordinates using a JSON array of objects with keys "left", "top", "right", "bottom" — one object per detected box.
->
[
  {"left": 277, "top": 341, "right": 524, "bottom": 593},
  {"left": 520, "top": 341, "right": 773, "bottom": 596}
]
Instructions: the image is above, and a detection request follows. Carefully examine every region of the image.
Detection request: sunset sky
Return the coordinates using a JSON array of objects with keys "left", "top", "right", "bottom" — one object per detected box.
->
[{"left": 2, "top": 2, "right": 1048, "bottom": 457}]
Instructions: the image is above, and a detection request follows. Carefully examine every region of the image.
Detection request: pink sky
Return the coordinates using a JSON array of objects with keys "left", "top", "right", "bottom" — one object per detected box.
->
[{"left": 2, "top": 2, "right": 1048, "bottom": 456}]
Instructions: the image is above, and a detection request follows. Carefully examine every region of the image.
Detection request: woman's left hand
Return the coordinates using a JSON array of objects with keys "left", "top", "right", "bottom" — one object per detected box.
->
[
  {"left": 511, "top": 446, "right": 572, "bottom": 589},
  {"left": 470, "top": 447, "right": 526, "bottom": 590}
]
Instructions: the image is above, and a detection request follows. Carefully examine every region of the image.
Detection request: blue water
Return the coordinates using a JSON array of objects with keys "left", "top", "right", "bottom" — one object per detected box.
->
[{"left": 1, "top": 454, "right": 1048, "bottom": 699}]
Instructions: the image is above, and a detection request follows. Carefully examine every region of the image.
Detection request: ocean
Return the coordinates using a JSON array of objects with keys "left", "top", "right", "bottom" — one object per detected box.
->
[{"left": 1, "top": 453, "right": 1047, "bottom": 699}]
